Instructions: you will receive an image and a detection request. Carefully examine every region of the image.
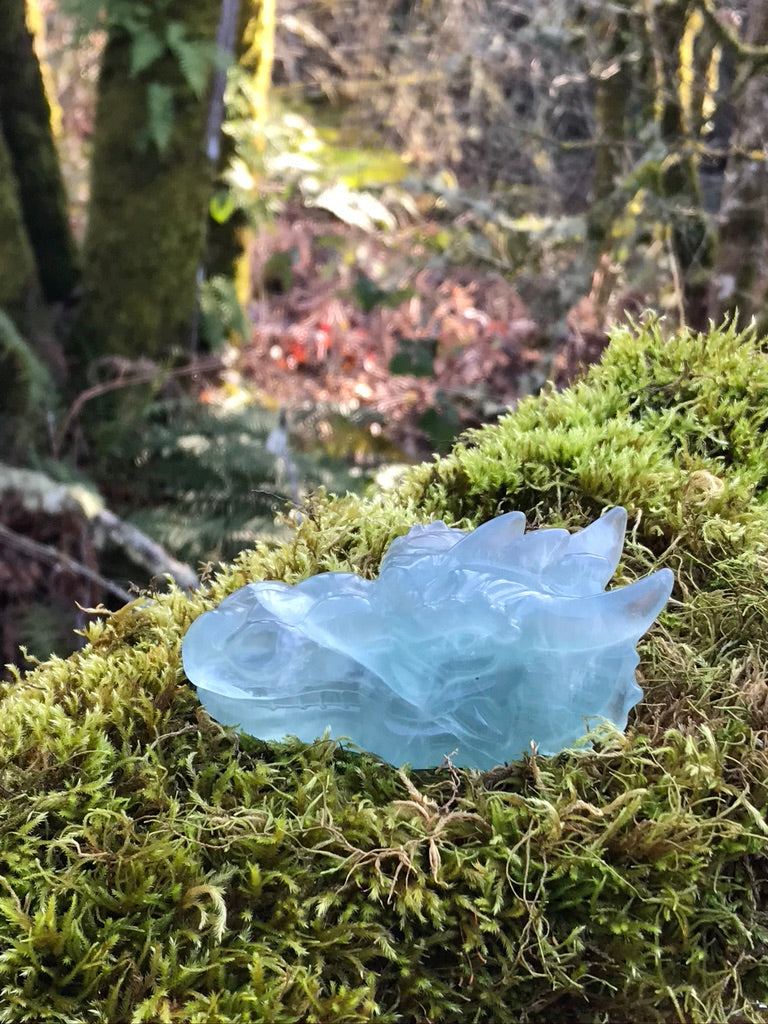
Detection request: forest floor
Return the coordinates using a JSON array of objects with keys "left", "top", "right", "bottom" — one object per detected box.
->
[{"left": 200, "top": 206, "right": 615, "bottom": 464}]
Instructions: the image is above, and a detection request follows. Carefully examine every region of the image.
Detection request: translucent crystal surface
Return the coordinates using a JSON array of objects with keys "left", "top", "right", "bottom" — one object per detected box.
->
[{"left": 182, "top": 508, "right": 673, "bottom": 769}]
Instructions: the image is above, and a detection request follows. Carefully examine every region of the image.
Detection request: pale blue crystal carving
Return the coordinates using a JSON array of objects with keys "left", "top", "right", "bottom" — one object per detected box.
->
[{"left": 182, "top": 508, "right": 673, "bottom": 769}]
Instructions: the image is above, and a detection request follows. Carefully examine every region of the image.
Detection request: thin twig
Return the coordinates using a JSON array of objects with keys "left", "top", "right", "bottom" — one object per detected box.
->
[
  {"left": 665, "top": 228, "right": 687, "bottom": 327},
  {"left": 53, "top": 356, "right": 225, "bottom": 457},
  {"left": 0, "top": 522, "right": 133, "bottom": 605},
  {"left": 147, "top": 724, "right": 199, "bottom": 752}
]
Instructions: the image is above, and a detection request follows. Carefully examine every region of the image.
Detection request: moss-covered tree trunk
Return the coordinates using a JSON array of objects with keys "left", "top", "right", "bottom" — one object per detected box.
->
[
  {"left": 75, "top": 0, "right": 225, "bottom": 363},
  {"left": 0, "top": 0, "right": 79, "bottom": 303},
  {"left": 0, "top": 122, "right": 61, "bottom": 459},
  {"left": 707, "top": 0, "right": 768, "bottom": 333},
  {"left": 0, "top": 122, "right": 37, "bottom": 319}
]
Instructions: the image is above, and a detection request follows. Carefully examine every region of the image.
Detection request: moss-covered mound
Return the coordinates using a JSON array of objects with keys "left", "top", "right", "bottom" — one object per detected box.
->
[{"left": 2, "top": 319, "right": 768, "bottom": 1023}]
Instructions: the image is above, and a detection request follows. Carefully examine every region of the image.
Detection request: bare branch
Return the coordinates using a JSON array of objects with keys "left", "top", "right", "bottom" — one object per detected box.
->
[
  {"left": 698, "top": 0, "right": 768, "bottom": 66},
  {"left": 53, "top": 355, "right": 225, "bottom": 458},
  {"left": 0, "top": 463, "right": 199, "bottom": 593},
  {"left": 0, "top": 521, "right": 133, "bottom": 605},
  {"left": 94, "top": 509, "right": 199, "bottom": 591}
]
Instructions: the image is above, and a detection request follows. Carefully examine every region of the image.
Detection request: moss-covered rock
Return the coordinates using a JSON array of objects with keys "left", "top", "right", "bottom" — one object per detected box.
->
[{"left": 2, "top": 319, "right": 768, "bottom": 1023}]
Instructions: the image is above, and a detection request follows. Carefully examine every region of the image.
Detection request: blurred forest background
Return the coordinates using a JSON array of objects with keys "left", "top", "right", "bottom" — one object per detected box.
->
[{"left": 1, "top": 0, "right": 767, "bottom": 668}]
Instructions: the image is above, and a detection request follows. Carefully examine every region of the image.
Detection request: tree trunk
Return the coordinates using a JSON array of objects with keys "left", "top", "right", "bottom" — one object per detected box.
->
[
  {"left": 74, "top": 0, "right": 224, "bottom": 363},
  {"left": 0, "top": 0, "right": 79, "bottom": 303},
  {"left": 205, "top": 0, "right": 252, "bottom": 281},
  {"left": 0, "top": 120, "right": 37, "bottom": 317},
  {"left": 586, "top": 10, "right": 631, "bottom": 258},
  {"left": 0, "top": 115, "right": 63, "bottom": 434},
  {"left": 707, "top": 0, "right": 768, "bottom": 332},
  {"left": 651, "top": 0, "right": 714, "bottom": 329}
]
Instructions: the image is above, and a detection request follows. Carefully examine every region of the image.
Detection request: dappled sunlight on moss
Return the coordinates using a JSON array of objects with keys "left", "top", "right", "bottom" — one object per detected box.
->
[{"left": 2, "top": 319, "right": 768, "bottom": 1022}]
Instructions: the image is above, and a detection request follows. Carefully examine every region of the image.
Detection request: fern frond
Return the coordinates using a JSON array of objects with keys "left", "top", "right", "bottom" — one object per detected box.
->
[
  {"left": 129, "top": 28, "right": 165, "bottom": 77},
  {"left": 112, "top": 399, "right": 369, "bottom": 564},
  {"left": 199, "top": 276, "right": 249, "bottom": 349},
  {"left": 166, "top": 22, "right": 215, "bottom": 98},
  {"left": 146, "top": 83, "right": 175, "bottom": 153}
]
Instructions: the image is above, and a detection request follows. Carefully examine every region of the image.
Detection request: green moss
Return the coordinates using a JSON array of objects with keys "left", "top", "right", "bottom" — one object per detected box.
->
[
  {"left": 0, "top": 310, "right": 56, "bottom": 457},
  {"left": 2, "top": 319, "right": 768, "bottom": 1023}
]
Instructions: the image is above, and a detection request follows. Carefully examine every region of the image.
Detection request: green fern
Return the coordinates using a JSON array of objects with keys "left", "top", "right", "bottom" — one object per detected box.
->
[
  {"left": 165, "top": 22, "right": 216, "bottom": 99},
  {"left": 62, "top": 1, "right": 222, "bottom": 155},
  {"left": 129, "top": 26, "right": 165, "bottom": 77},
  {"left": 106, "top": 398, "right": 373, "bottom": 565},
  {"left": 198, "top": 276, "right": 250, "bottom": 350},
  {"left": 145, "top": 82, "right": 175, "bottom": 154}
]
